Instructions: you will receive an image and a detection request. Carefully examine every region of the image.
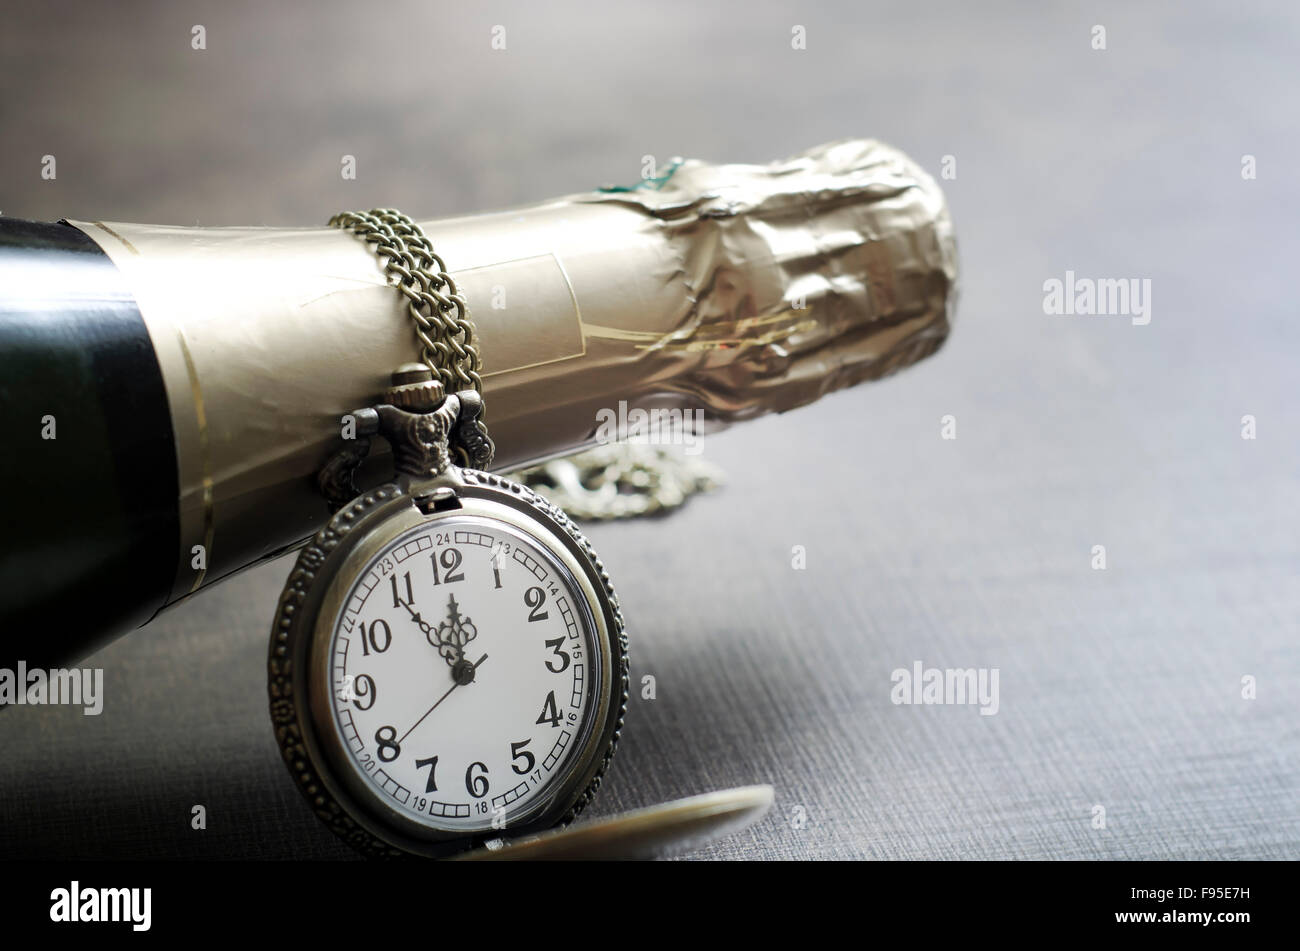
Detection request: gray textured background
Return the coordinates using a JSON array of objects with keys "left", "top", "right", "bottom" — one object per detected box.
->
[{"left": 1, "top": 1, "right": 1297, "bottom": 860}]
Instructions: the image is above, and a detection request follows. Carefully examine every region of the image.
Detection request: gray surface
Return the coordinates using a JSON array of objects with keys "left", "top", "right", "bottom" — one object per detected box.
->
[{"left": 1, "top": 0, "right": 1298, "bottom": 860}]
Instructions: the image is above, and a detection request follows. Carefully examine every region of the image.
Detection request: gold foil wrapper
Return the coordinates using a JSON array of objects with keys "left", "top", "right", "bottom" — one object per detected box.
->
[{"left": 71, "top": 138, "right": 957, "bottom": 607}]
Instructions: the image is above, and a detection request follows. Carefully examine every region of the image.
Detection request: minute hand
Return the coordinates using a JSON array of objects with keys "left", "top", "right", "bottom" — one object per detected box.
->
[{"left": 432, "top": 593, "right": 478, "bottom": 666}]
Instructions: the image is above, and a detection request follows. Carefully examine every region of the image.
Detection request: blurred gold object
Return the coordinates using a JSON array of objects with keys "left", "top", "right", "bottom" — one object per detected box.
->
[
  {"left": 71, "top": 138, "right": 957, "bottom": 606},
  {"left": 456, "top": 785, "right": 775, "bottom": 861}
]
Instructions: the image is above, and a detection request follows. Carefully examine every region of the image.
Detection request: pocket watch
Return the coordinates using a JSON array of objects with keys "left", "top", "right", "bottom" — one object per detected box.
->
[
  {"left": 267, "top": 210, "right": 627, "bottom": 858},
  {"left": 268, "top": 367, "right": 628, "bottom": 858}
]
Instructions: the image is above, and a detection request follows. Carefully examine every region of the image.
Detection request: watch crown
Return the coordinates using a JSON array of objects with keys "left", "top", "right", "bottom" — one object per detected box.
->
[{"left": 385, "top": 363, "right": 446, "bottom": 412}]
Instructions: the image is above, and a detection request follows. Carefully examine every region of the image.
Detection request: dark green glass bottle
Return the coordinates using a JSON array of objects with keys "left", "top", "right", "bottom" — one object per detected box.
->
[{"left": 0, "top": 218, "right": 178, "bottom": 669}]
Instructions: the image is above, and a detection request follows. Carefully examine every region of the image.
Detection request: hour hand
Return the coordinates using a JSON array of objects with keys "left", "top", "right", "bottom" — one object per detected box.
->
[{"left": 394, "top": 595, "right": 434, "bottom": 635}]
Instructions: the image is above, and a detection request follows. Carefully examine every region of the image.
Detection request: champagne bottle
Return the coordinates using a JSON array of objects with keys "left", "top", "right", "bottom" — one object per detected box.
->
[{"left": 0, "top": 139, "right": 957, "bottom": 668}]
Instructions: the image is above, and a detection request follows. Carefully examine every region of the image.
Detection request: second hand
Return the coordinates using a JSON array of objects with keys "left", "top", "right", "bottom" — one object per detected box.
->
[{"left": 398, "top": 653, "right": 488, "bottom": 744}]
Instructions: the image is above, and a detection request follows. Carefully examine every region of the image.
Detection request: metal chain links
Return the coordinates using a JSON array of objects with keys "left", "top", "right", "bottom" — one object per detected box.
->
[
  {"left": 509, "top": 444, "right": 725, "bottom": 521},
  {"left": 330, "top": 207, "right": 722, "bottom": 520},
  {"left": 329, "top": 208, "right": 484, "bottom": 395}
]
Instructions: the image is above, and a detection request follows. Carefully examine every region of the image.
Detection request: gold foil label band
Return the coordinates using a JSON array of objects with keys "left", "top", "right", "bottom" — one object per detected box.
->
[
  {"left": 174, "top": 329, "right": 214, "bottom": 594},
  {"left": 457, "top": 253, "right": 585, "bottom": 376}
]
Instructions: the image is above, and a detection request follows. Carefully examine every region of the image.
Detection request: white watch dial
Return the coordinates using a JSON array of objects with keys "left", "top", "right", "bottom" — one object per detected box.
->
[{"left": 324, "top": 515, "right": 598, "bottom": 834}]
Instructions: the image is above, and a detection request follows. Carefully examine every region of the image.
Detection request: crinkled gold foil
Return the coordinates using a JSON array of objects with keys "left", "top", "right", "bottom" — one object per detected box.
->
[{"left": 71, "top": 138, "right": 957, "bottom": 607}]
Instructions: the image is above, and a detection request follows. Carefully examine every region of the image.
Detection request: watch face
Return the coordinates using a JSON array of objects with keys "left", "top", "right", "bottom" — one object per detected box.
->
[{"left": 317, "top": 513, "right": 601, "bottom": 836}]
